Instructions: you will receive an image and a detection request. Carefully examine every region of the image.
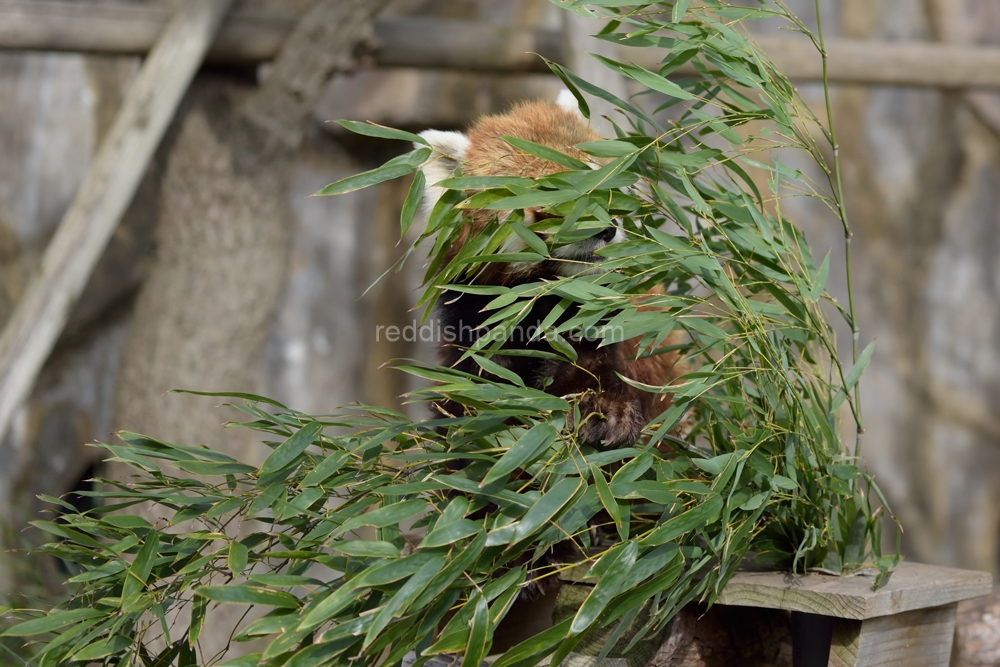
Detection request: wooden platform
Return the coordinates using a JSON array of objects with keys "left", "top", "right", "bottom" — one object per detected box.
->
[{"left": 716, "top": 562, "right": 993, "bottom": 667}]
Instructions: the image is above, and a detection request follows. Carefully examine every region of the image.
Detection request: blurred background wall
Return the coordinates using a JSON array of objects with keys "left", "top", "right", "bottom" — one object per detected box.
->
[{"left": 1, "top": 0, "right": 999, "bottom": 603}]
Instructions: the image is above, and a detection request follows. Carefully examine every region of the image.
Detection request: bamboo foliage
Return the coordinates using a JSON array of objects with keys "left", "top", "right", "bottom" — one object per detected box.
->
[{"left": 2, "top": 2, "right": 900, "bottom": 666}]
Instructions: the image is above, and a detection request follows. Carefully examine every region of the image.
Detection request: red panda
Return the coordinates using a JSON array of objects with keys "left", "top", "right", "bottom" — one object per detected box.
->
[{"left": 417, "top": 98, "right": 684, "bottom": 448}]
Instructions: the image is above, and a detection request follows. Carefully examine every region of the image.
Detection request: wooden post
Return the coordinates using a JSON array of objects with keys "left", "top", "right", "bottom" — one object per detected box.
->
[
  {"left": 0, "top": 0, "right": 232, "bottom": 443},
  {"left": 716, "top": 562, "right": 992, "bottom": 666}
]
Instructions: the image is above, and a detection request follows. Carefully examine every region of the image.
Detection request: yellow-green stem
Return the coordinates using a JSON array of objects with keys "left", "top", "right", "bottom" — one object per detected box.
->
[{"left": 815, "top": 0, "right": 864, "bottom": 459}]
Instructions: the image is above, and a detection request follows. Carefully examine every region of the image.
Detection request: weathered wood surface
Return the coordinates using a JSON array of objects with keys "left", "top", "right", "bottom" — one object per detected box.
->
[
  {"left": 716, "top": 562, "right": 992, "bottom": 620},
  {"left": 0, "top": 0, "right": 294, "bottom": 64},
  {"left": 6, "top": 2, "right": 1000, "bottom": 88},
  {"left": 830, "top": 605, "right": 958, "bottom": 667},
  {"left": 0, "top": 0, "right": 232, "bottom": 445}
]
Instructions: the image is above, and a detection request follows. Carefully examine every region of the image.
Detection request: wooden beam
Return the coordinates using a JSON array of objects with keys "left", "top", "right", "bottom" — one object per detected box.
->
[
  {"left": 0, "top": 0, "right": 286, "bottom": 64},
  {"left": 716, "top": 561, "right": 991, "bottom": 620},
  {"left": 624, "top": 36, "right": 1000, "bottom": 89},
  {"left": 4, "top": 2, "right": 1000, "bottom": 88},
  {"left": 0, "top": 0, "right": 233, "bottom": 442}
]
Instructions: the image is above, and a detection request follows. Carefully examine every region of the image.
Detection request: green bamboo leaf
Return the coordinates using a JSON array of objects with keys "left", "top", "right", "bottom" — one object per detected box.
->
[
  {"left": 70, "top": 634, "right": 132, "bottom": 661},
  {"left": 490, "top": 618, "right": 572, "bottom": 667},
  {"left": 672, "top": 0, "right": 690, "bottom": 22},
  {"left": 299, "top": 586, "right": 360, "bottom": 630},
  {"left": 400, "top": 170, "right": 425, "bottom": 236},
  {"left": 122, "top": 530, "right": 158, "bottom": 610},
  {"left": 546, "top": 331, "right": 578, "bottom": 362},
  {"left": 334, "top": 120, "right": 429, "bottom": 145},
  {"left": 363, "top": 556, "right": 447, "bottom": 649},
  {"left": 770, "top": 475, "right": 798, "bottom": 491},
  {"left": 174, "top": 460, "right": 255, "bottom": 476},
  {"left": 592, "top": 55, "right": 696, "bottom": 101},
  {"left": 620, "top": 544, "right": 681, "bottom": 590},
  {"left": 228, "top": 540, "right": 249, "bottom": 576},
  {"left": 410, "top": 531, "right": 488, "bottom": 610},
  {"left": 591, "top": 463, "right": 626, "bottom": 541},
  {"left": 640, "top": 495, "right": 724, "bottom": 545},
  {"left": 437, "top": 176, "right": 534, "bottom": 190},
  {"left": 464, "top": 596, "right": 490, "bottom": 667},
  {"left": 808, "top": 251, "right": 831, "bottom": 302},
  {"left": 301, "top": 450, "right": 350, "bottom": 487},
  {"left": 470, "top": 353, "right": 525, "bottom": 387},
  {"left": 844, "top": 510, "right": 867, "bottom": 566},
  {"left": 352, "top": 553, "right": 436, "bottom": 588},
  {"left": 832, "top": 341, "right": 875, "bottom": 409},
  {"left": 332, "top": 540, "right": 401, "bottom": 558},
  {"left": 501, "top": 135, "right": 590, "bottom": 170},
  {"left": 692, "top": 452, "right": 735, "bottom": 476},
  {"left": 483, "top": 424, "right": 558, "bottom": 486},
  {"left": 484, "top": 190, "right": 581, "bottom": 210},
  {"left": 508, "top": 221, "right": 550, "bottom": 256},
  {"left": 511, "top": 477, "right": 582, "bottom": 543},
  {"left": 573, "top": 154, "right": 637, "bottom": 193},
  {"left": 259, "top": 421, "right": 323, "bottom": 476},
  {"left": 316, "top": 148, "right": 431, "bottom": 196},
  {"left": 195, "top": 585, "right": 299, "bottom": 609},
  {"left": 100, "top": 514, "right": 151, "bottom": 529},
  {"left": 576, "top": 140, "right": 640, "bottom": 157},
  {"left": 739, "top": 492, "right": 769, "bottom": 511},
  {"left": 421, "top": 520, "right": 483, "bottom": 548},
  {"left": 2, "top": 609, "right": 103, "bottom": 637},
  {"left": 571, "top": 540, "right": 637, "bottom": 634},
  {"left": 336, "top": 499, "right": 428, "bottom": 536},
  {"left": 189, "top": 594, "right": 207, "bottom": 646}
]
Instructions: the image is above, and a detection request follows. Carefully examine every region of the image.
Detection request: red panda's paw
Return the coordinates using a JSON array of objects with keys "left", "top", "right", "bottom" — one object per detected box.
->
[{"left": 577, "top": 395, "right": 645, "bottom": 447}]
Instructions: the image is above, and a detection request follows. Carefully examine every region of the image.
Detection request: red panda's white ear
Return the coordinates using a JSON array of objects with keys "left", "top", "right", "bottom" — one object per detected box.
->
[
  {"left": 416, "top": 130, "right": 470, "bottom": 214},
  {"left": 556, "top": 89, "right": 585, "bottom": 119}
]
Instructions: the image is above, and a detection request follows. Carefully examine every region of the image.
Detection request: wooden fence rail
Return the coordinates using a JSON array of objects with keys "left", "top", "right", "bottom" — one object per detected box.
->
[{"left": 3, "top": 1, "right": 1000, "bottom": 88}]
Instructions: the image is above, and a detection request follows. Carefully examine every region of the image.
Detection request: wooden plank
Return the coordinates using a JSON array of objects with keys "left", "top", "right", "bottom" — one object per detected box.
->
[
  {"left": 5, "top": 2, "right": 1000, "bottom": 88},
  {"left": 623, "top": 36, "right": 1000, "bottom": 88},
  {"left": 829, "top": 604, "right": 957, "bottom": 667},
  {"left": 0, "top": 0, "right": 290, "bottom": 64},
  {"left": 0, "top": 0, "right": 232, "bottom": 442},
  {"left": 715, "top": 561, "right": 992, "bottom": 620}
]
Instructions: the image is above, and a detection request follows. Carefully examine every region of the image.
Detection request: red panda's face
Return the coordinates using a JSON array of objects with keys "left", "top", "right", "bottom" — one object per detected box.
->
[{"left": 416, "top": 100, "right": 626, "bottom": 282}]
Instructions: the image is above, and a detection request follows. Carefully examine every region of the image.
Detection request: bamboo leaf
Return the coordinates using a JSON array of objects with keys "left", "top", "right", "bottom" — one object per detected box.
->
[
  {"left": 400, "top": 169, "right": 425, "bottom": 236},
  {"left": 195, "top": 585, "right": 300, "bottom": 609},
  {"left": 483, "top": 424, "right": 559, "bottom": 486},
  {"left": 259, "top": 421, "right": 324, "bottom": 476},
  {"left": 2, "top": 609, "right": 103, "bottom": 637},
  {"left": 571, "top": 540, "right": 638, "bottom": 634},
  {"left": 501, "top": 135, "right": 590, "bottom": 170},
  {"left": 511, "top": 477, "right": 582, "bottom": 543},
  {"left": 334, "top": 120, "right": 429, "bottom": 145},
  {"left": 316, "top": 148, "right": 431, "bottom": 196}
]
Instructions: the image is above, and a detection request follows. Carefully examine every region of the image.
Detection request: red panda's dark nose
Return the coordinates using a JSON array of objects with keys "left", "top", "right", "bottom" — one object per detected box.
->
[
  {"left": 594, "top": 219, "right": 622, "bottom": 243},
  {"left": 594, "top": 227, "right": 617, "bottom": 243}
]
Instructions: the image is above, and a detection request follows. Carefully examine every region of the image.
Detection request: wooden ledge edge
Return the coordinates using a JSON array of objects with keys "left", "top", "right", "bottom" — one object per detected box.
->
[{"left": 715, "top": 561, "right": 993, "bottom": 620}]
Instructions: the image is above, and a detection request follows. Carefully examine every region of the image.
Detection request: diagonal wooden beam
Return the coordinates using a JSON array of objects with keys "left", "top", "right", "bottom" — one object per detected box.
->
[{"left": 0, "top": 0, "right": 233, "bottom": 442}]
